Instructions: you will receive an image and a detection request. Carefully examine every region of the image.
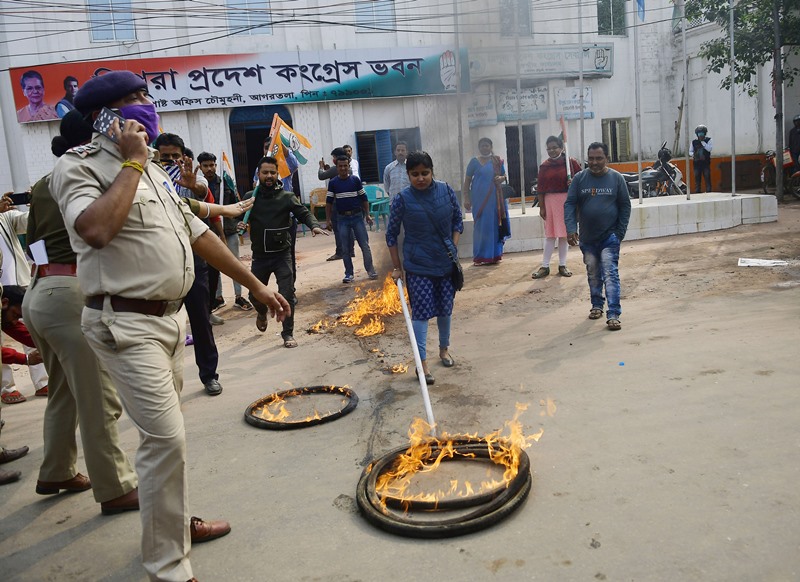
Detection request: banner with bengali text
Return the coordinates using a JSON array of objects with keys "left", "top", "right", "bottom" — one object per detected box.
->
[{"left": 9, "top": 46, "right": 470, "bottom": 124}]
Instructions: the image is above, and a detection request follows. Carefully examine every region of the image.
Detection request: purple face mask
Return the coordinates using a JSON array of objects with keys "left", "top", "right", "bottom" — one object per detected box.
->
[{"left": 119, "top": 103, "right": 160, "bottom": 144}]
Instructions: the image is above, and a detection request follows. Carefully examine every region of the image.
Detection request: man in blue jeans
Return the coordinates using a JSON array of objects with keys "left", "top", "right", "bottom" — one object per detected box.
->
[
  {"left": 325, "top": 156, "right": 377, "bottom": 283},
  {"left": 564, "top": 142, "right": 631, "bottom": 331}
]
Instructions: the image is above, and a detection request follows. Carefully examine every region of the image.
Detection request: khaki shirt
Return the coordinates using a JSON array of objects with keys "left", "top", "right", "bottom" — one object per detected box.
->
[{"left": 50, "top": 137, "right": 208, "bottom": 300}]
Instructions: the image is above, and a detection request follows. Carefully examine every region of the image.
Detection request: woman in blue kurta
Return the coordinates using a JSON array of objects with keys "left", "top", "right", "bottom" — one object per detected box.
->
[
  {"left": 387, "top": 151, "right": 463, "bottom": 385},
  {"left": 463, "top": 137, "right": 510, "bottom": 265}
]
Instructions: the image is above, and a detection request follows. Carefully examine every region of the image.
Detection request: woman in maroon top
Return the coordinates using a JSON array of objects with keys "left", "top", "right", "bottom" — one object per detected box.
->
[{"left": 532, "top": 136, "right": 582, "bottom": 279}]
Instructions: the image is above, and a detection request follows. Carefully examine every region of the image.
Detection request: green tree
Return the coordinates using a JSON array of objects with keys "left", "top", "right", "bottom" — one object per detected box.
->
[{"left": 686, "top": 0, "right": 800, "bottom": 94}]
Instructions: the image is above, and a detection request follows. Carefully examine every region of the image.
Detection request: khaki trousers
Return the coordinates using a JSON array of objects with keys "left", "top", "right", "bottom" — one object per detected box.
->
[
  {"left": 22, "top": 275, "right": 137, "bottom": 502},
  {"left": 82, "top": 301, "right": 192, "bottom": 582}
]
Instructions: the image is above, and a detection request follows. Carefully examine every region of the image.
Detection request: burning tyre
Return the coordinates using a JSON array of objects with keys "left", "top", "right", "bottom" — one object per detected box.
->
[
  {"left": 244, "top": 385, "right": 358, "bottom": 430},
  {"left": 356, "top": 436, "right": 532, "bottom": 538}
]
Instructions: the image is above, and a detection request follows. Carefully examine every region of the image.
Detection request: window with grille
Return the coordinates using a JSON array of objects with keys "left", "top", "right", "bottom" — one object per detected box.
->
[
  {"left": 597, "top": 0, "right": 627, "bottom": 36},
  {"left": 500, "top": 0, "right": 532, "bottom": 36},
  {"left": 354, "top": 0, "right": 396, "bottom": 32},
  {"left": 227, "top": 0, "right": 273, "bottom": 35},
  {"left": 87, "top": 0, "right": 136, "bottom": 41},
  {"left": 601, "top": 118, "right": 631, "bottom": 162},
  {"left": 354, "top": 128, "right": 422, "bottom": 183}
]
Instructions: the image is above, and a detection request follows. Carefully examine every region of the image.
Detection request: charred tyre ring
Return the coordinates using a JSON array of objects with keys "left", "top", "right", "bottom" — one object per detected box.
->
[
  {"left": 356, "top": 438, "right": 532, "bottom": 538},
  {"left": 244, "top": 385, "right": 358, "bottom": 430}
]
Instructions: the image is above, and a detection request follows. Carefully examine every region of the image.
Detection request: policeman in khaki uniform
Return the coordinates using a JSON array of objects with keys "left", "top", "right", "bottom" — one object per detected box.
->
[
  {"left": 22, "top": 109, "right": 139, "bottom": 513},
  {"left": 50, "top": 71, "right": 289, "bottom": 582}
]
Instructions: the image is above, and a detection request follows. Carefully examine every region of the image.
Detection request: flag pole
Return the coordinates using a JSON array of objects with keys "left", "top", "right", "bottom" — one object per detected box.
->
[
  {"left": 560, "top": 115, "right": 572, "bottom": 180},
  {"left": 634, "top": 3, "right": 644, "bottom": 204}
]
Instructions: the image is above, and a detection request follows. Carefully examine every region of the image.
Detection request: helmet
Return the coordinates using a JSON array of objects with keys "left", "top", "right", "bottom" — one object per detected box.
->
[{"left": 694, "top": 124, "right": 708, "bottom": 135}]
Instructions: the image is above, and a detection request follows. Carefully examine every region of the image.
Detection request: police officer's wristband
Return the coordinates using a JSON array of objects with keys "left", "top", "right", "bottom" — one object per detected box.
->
[{"left": 121, "top": 160, "right": 144, "bottom": 174}]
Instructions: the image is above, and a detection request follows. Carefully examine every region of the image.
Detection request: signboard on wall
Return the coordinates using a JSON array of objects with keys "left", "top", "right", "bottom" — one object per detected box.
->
[
  {"left": 496, "top": 86, "right": 548, "bottom": 121},
  {"left": 9, "top": 46, "right": 470, "bottom": 124},
  {"left": 555, "top": 87, "right": 594, "bottom": 120},
  {"left": 469, "top": 44, "right": 613, "bottom": 82},
  {"left": 467, "top": 85, "right": 498, "bottom": 127}
]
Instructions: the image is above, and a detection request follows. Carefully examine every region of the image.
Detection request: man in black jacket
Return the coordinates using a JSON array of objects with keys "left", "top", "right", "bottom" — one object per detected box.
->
[{"left": 241, "top": 156, "right": 327, "bottom": 347}]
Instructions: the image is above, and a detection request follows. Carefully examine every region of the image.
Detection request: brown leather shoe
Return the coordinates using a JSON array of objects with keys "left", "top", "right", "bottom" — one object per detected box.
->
[
  {"left": 190, "top": 516, "right": 231, "bottom": 544},
  {"left": 0, "top": 468, "right": 21, "bottom": 485},
  {"left": 0, "top": 445, "right": 29, "bottom": 464},
  {"left": 36, "top": 473, "right": 92, "bottom": 495},
  {"left": 101, "top": 487, "right": 139, "bottom": 515}
]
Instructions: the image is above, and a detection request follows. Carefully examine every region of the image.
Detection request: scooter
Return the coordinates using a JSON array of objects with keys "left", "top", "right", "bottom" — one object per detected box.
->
[
  {"left": 621, "top": 142, "right": 686, "bottom": 198},
  {"left": 760, "top": 148, "right": 800, "bottom": 200}
]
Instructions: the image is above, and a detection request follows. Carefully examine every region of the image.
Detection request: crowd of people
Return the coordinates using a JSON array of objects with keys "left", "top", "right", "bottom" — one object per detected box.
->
[{"left": 0, "top": 70, "right": 636, "bottom": 581}]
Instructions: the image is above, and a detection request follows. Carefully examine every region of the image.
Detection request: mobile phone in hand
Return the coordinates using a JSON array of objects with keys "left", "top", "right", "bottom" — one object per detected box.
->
[
  {"left": 93, "top": 107, "right": 126, "bottom": 144},
  {"left": 9, "top": 192, "right": 31, "bottom": 206}
]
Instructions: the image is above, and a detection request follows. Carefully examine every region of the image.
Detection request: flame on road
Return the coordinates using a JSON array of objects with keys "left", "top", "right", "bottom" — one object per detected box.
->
[
  {"left": 310, "top": 275, "right": 405, "bottom": 337},
  {"left": 374, "top": 403, "right": 543, "bottom": 507},
  {"left": 251, "top": 384, "right": 350, "bottom": 423}
]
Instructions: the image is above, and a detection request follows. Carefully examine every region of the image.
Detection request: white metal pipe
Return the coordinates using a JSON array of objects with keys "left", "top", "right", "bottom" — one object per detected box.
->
[
  {"left": 634, "top": 17, "right": 643, "bottom": 204},
  {"left": 578, "top": 0, "right": 585, "bottom": 167},
  {"left": 683, "top": 3, "right": 691, "bottom": 200},
  {"left": 396, "top": 278, "right": 437, "bottom": 436},
  {"left": 729, "top": 0, "right": 736, "bottom": 196}
]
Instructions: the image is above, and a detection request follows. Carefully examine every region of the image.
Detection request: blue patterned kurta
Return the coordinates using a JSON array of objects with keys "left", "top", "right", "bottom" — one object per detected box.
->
[{"left": 386, "top": 181, "right": 463, "bottom": 321}]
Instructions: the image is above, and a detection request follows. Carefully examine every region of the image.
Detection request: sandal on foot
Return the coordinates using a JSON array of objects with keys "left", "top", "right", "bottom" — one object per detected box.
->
[
  {"left": 532, "top": 266, "right": 550, "bottom": 279},
  {"left": 1, "top": 390, "right": 26, "bottom": 405},
  {"left": 283, "top": 336, "right": 298, "bottom": 348},
  {"left": 606, "top": 319, "right": 622, "bottom": 331},
  {"left": 255, "top": 314, "right": 268, "bottom": 332},
  {"left": 440, "top": 352, "right": 454, "bottom": 367},
  {"left": 588, "top": 308, "right": 603, "bottom": 320},
  {"left": 558, "top": 266, "right": 572, "bottom": 277}
]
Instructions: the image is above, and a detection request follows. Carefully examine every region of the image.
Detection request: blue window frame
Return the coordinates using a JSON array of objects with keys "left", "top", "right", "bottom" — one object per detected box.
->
[
  {"left": 227, "top": 0, "right": 273, "bottom": 35},
  {"left": 87, "top": 0, "right": 136, "bottom": 41}
]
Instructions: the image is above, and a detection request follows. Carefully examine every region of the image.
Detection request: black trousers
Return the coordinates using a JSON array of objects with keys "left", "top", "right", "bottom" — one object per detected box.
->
[
  {"left": 207, "top": 266, "right": 220, "bottom": 310},
  {"left": 184, "top": 255, "right": 219, "bottom": 383},
  {"left": 693, "top": 162, "right": 711, "bottom": 193},
  {"left": 250, "top": 250, "right": 295, "bottom": 339}
]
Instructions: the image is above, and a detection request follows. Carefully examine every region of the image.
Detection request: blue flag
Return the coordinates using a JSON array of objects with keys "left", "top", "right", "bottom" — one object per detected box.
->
[{"left": 637, "top": 0, "right": 645, "bottom": 21}]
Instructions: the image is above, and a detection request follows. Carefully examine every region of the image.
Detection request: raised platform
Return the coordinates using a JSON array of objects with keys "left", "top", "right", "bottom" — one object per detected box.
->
[{"left": 457, "top": 193, "right": 778, "bottom": 259}]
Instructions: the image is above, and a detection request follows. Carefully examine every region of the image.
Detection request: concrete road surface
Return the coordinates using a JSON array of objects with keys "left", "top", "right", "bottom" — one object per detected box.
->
[{"left": 1, "top": 201, "right": 799, "bottom": 581}]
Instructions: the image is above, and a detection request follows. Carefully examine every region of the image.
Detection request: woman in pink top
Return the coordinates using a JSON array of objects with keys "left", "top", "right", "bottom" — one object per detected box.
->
[{"left": 532, "top": 135, "right": 581, "bottom": 279}]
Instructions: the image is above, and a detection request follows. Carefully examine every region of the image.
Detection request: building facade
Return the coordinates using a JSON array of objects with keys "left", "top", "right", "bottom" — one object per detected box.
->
[{"left": 0, "top": 0, "right": 794, "bottom": 198}]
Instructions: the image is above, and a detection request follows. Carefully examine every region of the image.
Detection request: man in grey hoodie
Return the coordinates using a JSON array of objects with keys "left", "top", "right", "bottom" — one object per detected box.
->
[{"left": 564, "top": 142, "right": 631, "bottom": 331}]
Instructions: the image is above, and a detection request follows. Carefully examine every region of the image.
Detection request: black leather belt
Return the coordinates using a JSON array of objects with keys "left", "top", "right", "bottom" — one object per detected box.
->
[
  {"left": 339, "top": 209, "right": 363, "bottom": 216},
  {"left": 86, "top": 295, "right": 184, "bottom": 317}
]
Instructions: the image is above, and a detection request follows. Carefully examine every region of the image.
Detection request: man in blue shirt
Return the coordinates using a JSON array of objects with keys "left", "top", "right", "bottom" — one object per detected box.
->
[
  {"left": 564, "top": 142, "right": 631, "bottom": 331},
  {"left": 325, "top": 156, "right": 377, "bottom": 283}
]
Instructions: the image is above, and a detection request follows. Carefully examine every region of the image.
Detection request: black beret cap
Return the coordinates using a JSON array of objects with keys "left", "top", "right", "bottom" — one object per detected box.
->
[{"left": 74, "top": 71, "right": 147, "bottom": 115}]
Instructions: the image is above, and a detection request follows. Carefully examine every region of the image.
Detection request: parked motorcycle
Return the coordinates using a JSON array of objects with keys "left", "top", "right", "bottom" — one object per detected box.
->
[
  {"left": 621, "top": 142, "right": 686, "bottom": 198},
  {"left": 760, "top": 148, "right": 800, "bottom": 200}
]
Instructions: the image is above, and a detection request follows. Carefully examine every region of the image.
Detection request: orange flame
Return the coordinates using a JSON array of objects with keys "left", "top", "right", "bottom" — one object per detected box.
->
[
  {"left": 310, "top": 274, "right": 405, "bottom": 337},
  {"left": 251, "top": 385, "right": 351, "bottom": 423},
  {"left": 374, "top": 404, "right": 541, "bottom": 507},
  {"left": 390, "top": 364, "right": 408, "bottom": 374}
]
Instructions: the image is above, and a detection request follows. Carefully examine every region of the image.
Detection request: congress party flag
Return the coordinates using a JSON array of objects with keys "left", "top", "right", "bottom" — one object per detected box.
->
[
  {"left": 220, "top": 150, "right": 239, "bottom": 200},
  {"left": 267, "top": 113, "right": 312, "bottom": 179}
]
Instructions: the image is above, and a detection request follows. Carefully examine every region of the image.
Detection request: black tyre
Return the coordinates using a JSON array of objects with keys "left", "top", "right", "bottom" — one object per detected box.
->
[
  {"left": 356, "top": 438, "right": 532, "bottom": 538},
  {"left": 790, "top": 174, "right": 800, "bottom": 200},
  {"left": 244, "top": 385, "right": 358, "bottom": 430},
  {"left": 761, "top": 164, "right": 776, "bottom": 195}
]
